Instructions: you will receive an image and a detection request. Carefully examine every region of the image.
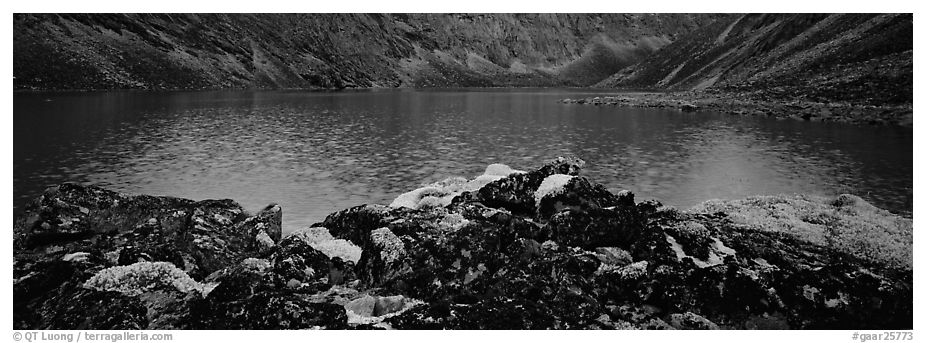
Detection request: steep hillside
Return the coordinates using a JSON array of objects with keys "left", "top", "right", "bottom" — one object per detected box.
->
[
  {"left": 13, "top": 14, "right": 721, "bottom": 90},
  {"left": 597, "top": 14, "right": 912, "bottom": 106}
]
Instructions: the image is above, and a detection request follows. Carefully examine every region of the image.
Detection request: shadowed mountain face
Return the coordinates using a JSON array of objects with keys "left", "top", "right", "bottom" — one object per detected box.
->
[
  {"left": 13, "top": 13, "right": 722, "bottom": 90},
  {"left": 596, "top": 14, "right": 912, "bottom": 106}
]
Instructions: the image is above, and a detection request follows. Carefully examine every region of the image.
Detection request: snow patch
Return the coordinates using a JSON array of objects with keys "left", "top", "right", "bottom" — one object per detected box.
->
[
  {"left": 715, "top": 15, "right": 743, "bottom": 44},
  {"left": 656, "top": 62, "right": 687, "bottom": 87}
]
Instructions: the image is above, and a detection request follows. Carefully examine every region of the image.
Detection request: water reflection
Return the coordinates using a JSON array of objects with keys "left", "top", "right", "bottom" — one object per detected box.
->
[{"left": 14, "top": 89, "right": 913, "bottom": 231}]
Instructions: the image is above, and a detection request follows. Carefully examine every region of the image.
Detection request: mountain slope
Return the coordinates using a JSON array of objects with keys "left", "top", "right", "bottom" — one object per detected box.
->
[
  {"left": 596, "top": 14, "right": 912, "bottom": 106},
  {"left": 14, "top": 14, "right": 722, "bottom": 90}
]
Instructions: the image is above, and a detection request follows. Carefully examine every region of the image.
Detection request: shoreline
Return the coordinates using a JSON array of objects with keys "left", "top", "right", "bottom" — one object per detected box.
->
[
  {"left": 12, "top": 85, "right": 658, "bottom": 94},
  {"left": 17, "top": 86, "right": 910, "bottom": 127},
  {"left": 560, "top": 91, "right": 913, "bottom": 127}
]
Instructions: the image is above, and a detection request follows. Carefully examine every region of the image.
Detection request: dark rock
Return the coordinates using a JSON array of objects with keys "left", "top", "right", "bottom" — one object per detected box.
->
[
  {"left": 668, "top": 312, "right": 720, "bottom": 330},
  {"left": 327, "top": 257, "right": 357, "bottom": 286},
  {"left": 474, "top": 156, "right": 585, "bottom": 215},
  {"left": 356, "top": 227, "right": 412, "bottom": 288},
  {"left": 12, "top": 157, "right": 913, "bottom": 329},
  {"left": 198, "top": 290, "right": 348, "bottom": 329},
  {"left": 235, "top": 203, "right": 283, "bottom": 253},
  {"left": 536, "top": 177, "right": 628, "bottom": 219},
  {"left": 547, "top": 207, "right": 651, "bottom": 252},
  {"left": 14, "top": 183, "right": 193, "bottom": 249},
  {"left": 320, "top": 204, "right": 393, "bottom": 246},
  {"left": 679, "top": 103, "right": 699, "bottom": 112},
  {"left": 270, "top": 235, "right": 331, "bottom": 284},
  {"left": 36, "top": 288, "right": 149, "bottom": 329},
  {"left": 595, "top": 247, "right": 633, "bottom": 266},
  {"left": 193, "top": 258, "right": 347, "bottom": 329}
]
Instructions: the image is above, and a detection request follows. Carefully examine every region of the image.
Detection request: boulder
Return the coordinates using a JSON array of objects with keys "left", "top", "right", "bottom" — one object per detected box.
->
[
  {"left": 473, "top": 157, "right": 585, "bottom": 215},
  {"left": 235, "top": 203, "right": 283, "bottom": 253},
  {"left": 270, "top": 235, "right": 332, "bottom": 284},
  {"left": 680, "top": 103, "right": 699, "bottom": 112},
  {"left": 12, "top": 157, "right": 912, "bottom": 329},
  {"left": 536, "top": 176, "right": 630, "bottom": 218},
  {"left": 191, "top": 258, "right": 347, "bottom": 329}
]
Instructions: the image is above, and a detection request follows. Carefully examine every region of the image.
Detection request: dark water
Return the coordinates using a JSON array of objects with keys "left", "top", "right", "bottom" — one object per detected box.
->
[{"left": 14, "top": 89, "right": 913, "bottom": 232}]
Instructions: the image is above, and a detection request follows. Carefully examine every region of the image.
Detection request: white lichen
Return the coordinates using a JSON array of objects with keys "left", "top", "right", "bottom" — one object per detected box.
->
[
  {"left": 344, "top": 295, "right": 424, "bottom": 327},
  {"left": 389, "top": 185, "right": 454, "bottom": 209},
  {"left": 615, "top": 261, "right": 649, "bottom": 279},
  {"left": 83, "top": 261, "right": 215, "bottom": 297},
  {"left": 255, "top": 230, "right": 275, "bottom": 249},
  {"left": 285, "top": 227, "right": 362, "bottom": 263},
  {"left": 668, "top": 312, "right": 719, "bottom": 330},
  {"left": 389, "top": 163, "right": 524, "bottom": 209},
  {"left": 689, "top": 194, "right": 912, "bottom": 269},
  {"left": 370, "top": 227, "right": 406, "bottom": 264},
  {"left": 483, "top": 163, "right": 525, "bottom": 177},
  {"left": 595, "top": 247, "right": 633, "bottom": 266},
  {"left": 288, "top": 227, "right": 335, "bottom": 243},
  {"left": 240, "top": 257, "right": 272, "bottom": 273},
  {"left": 310, "top": 239, "right": 362, "bottom": 264},
  {"left": 541, "top": 240, "right": 560, "bottom": 252},
  {"left": 62, "top": 252, "right": 91, "bottom": 262},
  {"left": 438, "top": 213, "right": 470, "bottom": 231},
  {"left": 534, "top": 174, "right": 575, "bottom": 205}
]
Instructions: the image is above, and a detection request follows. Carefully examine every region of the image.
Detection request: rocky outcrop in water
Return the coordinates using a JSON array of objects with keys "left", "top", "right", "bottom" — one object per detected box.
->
[{"left": 13, "top": 158, "right": 912, "bottom": 329}]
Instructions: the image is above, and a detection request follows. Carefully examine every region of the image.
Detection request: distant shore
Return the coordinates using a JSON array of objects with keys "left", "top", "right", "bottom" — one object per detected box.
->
[{"left": 560, "top": 91, "right": 913, "bottom": 127}]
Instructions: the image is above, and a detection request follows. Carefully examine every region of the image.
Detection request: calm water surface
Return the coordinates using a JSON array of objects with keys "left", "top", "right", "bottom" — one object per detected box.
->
[{"left": 14, "top": 89, "right": 913, "bottom": 232}]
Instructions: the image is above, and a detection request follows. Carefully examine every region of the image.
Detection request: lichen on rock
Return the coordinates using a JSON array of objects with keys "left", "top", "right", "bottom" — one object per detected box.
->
[
  {"left": 370, "top": 227, "right": 406, "bottom": 265},
  {"left": 689, "top": 194, "right": 912, "bottom": 269},
  {"left": 389, "top": 163, "right": 524, "bottom": 210},
  {"left": 287, "top": 227, "right": 362, "bottom": 263},
  {"left": 12, "top": 157, "right": 913, "bottom": 330},
  {"left": 83, "top": 261, "right": 215, "bottom": 297},
  {"left": 534, "top": 174, "right": 575, "bottom": 205}
]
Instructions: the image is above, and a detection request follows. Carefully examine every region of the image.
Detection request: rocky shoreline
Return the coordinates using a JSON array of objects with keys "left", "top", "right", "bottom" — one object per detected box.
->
[
  {"left": 560, "top": 92, "right": 913, "bottom": 127},
  {"left": 13, "top": 157, "right": 912, "bottom": 329}
]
